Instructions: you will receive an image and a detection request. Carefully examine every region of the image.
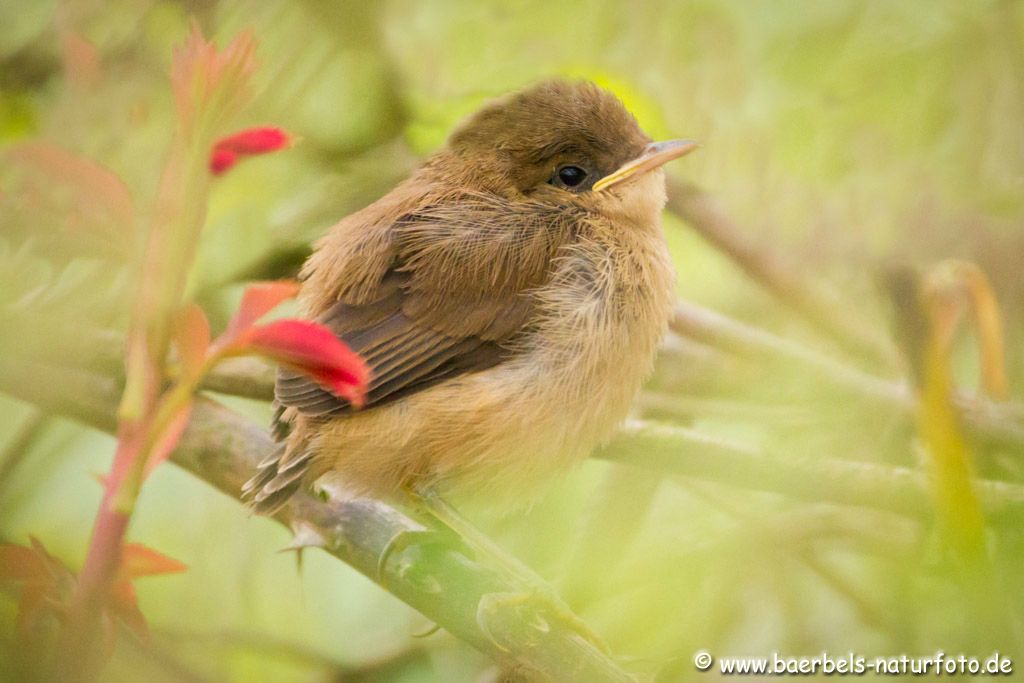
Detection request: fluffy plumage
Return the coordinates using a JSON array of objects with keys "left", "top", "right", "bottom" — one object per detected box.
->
[{"left": 244, "top": 80, "right": 678, "bottom": 513}]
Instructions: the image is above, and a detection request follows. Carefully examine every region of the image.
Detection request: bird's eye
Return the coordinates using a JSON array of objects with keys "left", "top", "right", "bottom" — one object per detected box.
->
[{"left": 551, "top": 165, "right": 588, "bottom": 189}]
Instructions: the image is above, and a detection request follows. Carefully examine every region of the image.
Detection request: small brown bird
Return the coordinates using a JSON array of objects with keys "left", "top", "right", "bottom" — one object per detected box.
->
[{"left": 244, "top": 79, "right": 696, "bottom": 515}]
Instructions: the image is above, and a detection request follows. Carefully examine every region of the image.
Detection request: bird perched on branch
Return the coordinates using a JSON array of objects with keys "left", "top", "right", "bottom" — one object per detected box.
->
[{"left": 244, "top": 79, "right": 696, "bottom": 517}]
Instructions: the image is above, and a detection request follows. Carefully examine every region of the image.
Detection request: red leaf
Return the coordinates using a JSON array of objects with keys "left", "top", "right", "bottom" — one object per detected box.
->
[
  {"left": 144, "top": 401, "right": 193, "bottom": 477},
  {"left": 172, "top": 303, "right": 211, "bottom": 378},
  {"left": 171, "top": 23, "right": 256, "bottom": 137},
  {"left": 109, "top": 580, "right": 149, "bottom": 641},
  {"left": 59, "top": 28, "right": 101, "bottom": 90},
  {"left": 28, "top": 536, "right": 67, "bottom": 581},
  {"left": 0, "top": 544, "right": 49, "bottom": 582},
  {"left": 209, "top": 127, "right": 291, "bottom": 176},
  {"left": 236, "top": 319, "right": 369, "bottom": 407},
  {"left": 1, "top": 539, "right": 70, "bottom": 642},
  {"left": 214, "top": 127, "right": 291, "bottom": 155},
  {"left": 223, "top": 280, "right": 300, "bottom": 339},
  {"left": 15, "top": 582, "right": 53, "bottom": 638},
  {"left": 7, "top": 142, "right": 135, "bottom": 242},
  {"left": 209, "top": 147, "right": 237, "bottom": 175},
  {"left": 99, "top": 544, "right": 185, "bottom": 644},
  {"left": 118, "top": 544, "right": 187, "bottom": 581}
]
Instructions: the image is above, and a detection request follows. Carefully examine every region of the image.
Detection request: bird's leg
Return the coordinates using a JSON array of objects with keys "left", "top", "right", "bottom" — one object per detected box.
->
[{"left": 405, "top": 485, "right": 611, "bottom": 654}]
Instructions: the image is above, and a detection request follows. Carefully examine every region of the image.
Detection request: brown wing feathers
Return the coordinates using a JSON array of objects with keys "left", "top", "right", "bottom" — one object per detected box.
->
[
  {"left": 274, "top": 195, "right": 570, "bottom": 419},
  {"left": 244, "top": 194, "right": 569, "bottom": 512},
  {"left": 273, "top": 275, "right": 506, "bottom": 417}
]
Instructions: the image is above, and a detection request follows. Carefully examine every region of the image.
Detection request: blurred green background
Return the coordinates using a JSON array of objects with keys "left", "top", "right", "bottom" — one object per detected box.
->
[{"left": 1, "top": 1, "right": 1023, "bottom": 681}]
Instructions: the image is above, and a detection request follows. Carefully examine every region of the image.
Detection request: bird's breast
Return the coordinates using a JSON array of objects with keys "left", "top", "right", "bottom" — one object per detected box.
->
[
  {"left": 438, "top": 223, "right": 677, "bottom": 502},
  {"left": 526, "top": 224, "right": 676, "bottom": 405}
]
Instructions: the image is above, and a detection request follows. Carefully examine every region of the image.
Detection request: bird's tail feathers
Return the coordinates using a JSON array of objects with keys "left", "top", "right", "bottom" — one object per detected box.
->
[{"left": 241, "top": 445, "right": 313, "bottom": 515}]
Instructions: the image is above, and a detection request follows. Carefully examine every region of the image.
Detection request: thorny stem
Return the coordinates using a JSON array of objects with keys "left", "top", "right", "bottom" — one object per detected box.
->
[
  {"left": 58, "top": 26, "right": 234, "bottom": 673},
  {"left": 57, "top": 427, "right": 140, "bottom": 681},
  {"left": 63, "top": 346, "right": 218, "bottom": 680},
  {"left": 114, "top": 364, "right": 209, "bottom": 512}
]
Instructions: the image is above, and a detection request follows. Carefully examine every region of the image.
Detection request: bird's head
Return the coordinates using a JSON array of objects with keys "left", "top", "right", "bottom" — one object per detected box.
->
[{"left": 440, "top": 79, "right": 697, "bottom": 223}]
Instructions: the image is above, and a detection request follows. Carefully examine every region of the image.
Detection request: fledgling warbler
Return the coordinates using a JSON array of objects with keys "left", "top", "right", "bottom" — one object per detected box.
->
[{"left": 244, "top": 79, "right": 696, "bottom": 514}]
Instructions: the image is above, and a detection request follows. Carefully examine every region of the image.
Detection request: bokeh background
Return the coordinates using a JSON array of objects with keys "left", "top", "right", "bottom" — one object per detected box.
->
[{"left": 1, "top": 1, "right": 1023, "bottom": 681}]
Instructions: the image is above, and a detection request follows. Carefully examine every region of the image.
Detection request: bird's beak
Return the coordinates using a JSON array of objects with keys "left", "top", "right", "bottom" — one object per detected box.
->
[{"left": 592, "top": 139, "right": 699, "bottom": 192}]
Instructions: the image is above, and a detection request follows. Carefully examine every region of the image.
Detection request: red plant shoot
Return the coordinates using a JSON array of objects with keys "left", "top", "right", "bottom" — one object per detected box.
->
[
  {"left": 0, "top": 539, "right": 184, "bottom": 647},
  {"left": 223, "top": 280, "right": 300, "bottom": 336},
  {"left": 29, "top": 25, "right": 361, "bottom": 683},
  {"left": 238, "top": 320, "right": 369, "bottom": 406},
  {"left": 209, "top": 126, "right": 292, "bottom": 175},
  {"left": 215, "top": 281, "right": 370, "bottom": 406},
  {"left": 209, "top": 147, "right": 237, "bottom": 174},
  {"left": 57, "top": 26, "right": 262, "bottom": 681}
]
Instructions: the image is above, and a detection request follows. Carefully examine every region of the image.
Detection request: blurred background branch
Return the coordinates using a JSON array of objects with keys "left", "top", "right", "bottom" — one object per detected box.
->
[{"left": 667, "top": 179, "right": 896, "bottom": 367}]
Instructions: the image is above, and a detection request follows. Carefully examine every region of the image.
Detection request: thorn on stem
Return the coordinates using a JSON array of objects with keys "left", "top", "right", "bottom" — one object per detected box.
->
[{"left": 282, "top": 522, "right": 327, "bottom": 551}]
